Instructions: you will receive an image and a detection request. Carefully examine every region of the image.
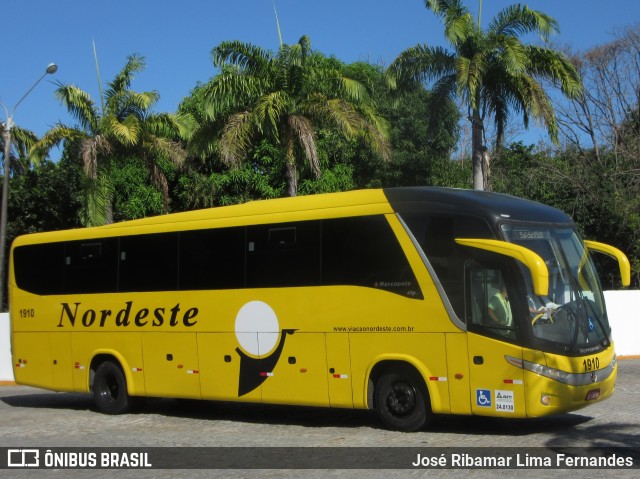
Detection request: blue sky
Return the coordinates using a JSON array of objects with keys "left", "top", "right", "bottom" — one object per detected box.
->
[{"left": 1, "top": 0, "right": 639, "bottom": 146}]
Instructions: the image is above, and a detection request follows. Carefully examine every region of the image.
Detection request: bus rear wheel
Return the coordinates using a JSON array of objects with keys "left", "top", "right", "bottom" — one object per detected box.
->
[
  {"left": 375, "top": 369, "right": 430, "bottom": 432},
  {"left": 93, "top": 361, "right": 134, "bottom": 415}
]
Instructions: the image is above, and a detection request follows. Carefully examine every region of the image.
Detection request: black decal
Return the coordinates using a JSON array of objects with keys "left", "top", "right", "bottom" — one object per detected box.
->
[
  {"left": 115, "top": 301, "right": 132, "bottom": 327},
  {"left": 183, "top": 307, "right": 198, "bottom": 326},
  {"left": 99, "top": 309, "right": 112, "bottom": 327},
  {"left": 153, "top": 308, "right": 165, "bottom": 326},
  {"left": 169, "top": 304, "right": 181, "bottom": 326},
  {"left": 82, "top": 309, "right": 96, "bottom": 327},
  {"left": 135, "top": 308, "right": 149, "bottom": 327},
  {"left": 58, "top": 303, "right": 80, "bottom": 327},
  {"left": 236, "top": 329, "right": 296, "bottom": 397}
]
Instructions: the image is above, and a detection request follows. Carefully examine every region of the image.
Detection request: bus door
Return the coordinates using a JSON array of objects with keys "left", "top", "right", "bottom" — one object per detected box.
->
[{"left": 465, "top": 264, "right": 525, "bottom": 417}]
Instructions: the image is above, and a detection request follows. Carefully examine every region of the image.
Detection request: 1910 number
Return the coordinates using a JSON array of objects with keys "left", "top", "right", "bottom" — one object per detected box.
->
[
  {"left": 19, "top": 308, "right": 35, "bottom": 318},
  {"left": 583, "top": 357, "right": 600, "bottom": 372}
]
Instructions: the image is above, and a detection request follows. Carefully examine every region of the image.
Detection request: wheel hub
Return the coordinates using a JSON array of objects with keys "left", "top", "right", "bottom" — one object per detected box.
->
[{"left": 387, "top": 382, "right": 416, "bottom": 417}]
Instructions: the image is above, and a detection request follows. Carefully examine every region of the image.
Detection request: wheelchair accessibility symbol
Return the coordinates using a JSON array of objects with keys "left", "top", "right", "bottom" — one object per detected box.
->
[{"left": 476, "top": 389, "right": 492, "bottom": 407}]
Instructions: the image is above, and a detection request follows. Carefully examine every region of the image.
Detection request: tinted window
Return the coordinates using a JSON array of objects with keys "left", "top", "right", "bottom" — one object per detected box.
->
[
  {"left": 119, "top": 233, "right": 178, "bottom": 292},
  {"left": 64, "top": 239, "right": 118, "bottom": 293},
  {"left": 13, "top": 243, "right": 65, "bottom": 295},
  {"left": 179, "top": 227, "right": 245, "bottom": 290},
  {"left": 247, "top": 221, "right": 321, "bottom": 288},
  {"left": 467, "top": 265, "right": 517, "bottom": 341},
  {"left": 322, "top": 216, "right": 422, "bottom": 299},
  {"left": 402, "top": 214, "right": 493, "bottom": 315}
]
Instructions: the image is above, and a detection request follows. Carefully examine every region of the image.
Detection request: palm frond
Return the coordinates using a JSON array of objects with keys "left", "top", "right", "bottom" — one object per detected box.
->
[
  {"left": 513, "top": 75, "right": 557, "bottom": 142},
  {"left": 388, "top": 45, "right": 457, "bottom": 87},
  {"left": 103, "top": 114, "right": 140, "bottom": 146},
  {"left": 212, "top": 40, "right": 272, "bottom": 74},
  {"left": 426, "top": 0, "right": 468, "bottom": 22},
  {"left": 356, "top": 105, "right": 391, "bottom": 161},
  {"left": 526, "top": 46, "right": 583, "bottom": 99},
  {"left": 219, "top": 111, "right": 254, "bottom": 167},
  {"left": 288, "top": 115, "right": 319, "bottom": 177},
  {"left": 493, "top": 35, "right": 528, "bottom": 75},
  {"left": 31, "top": 124, "right": 87, "bottom": 161},
  {"left": 426, "top": 0, "right": 475, "bottom": 46},
  {"left": 338, "top": 76, "right": 371, "bottom": 104},
  {"left": 456, "top": 50, "right": 486, "bottom": 110},
  {"left": 80, "top": 135, "right": 112, "bottom": 179},
  {"left": 146, "top": 136, "right": 188, "bottom": 168},
  {"left": 54, "top": 83, "right": 99, "bottom": 132},
  {"left": 204, "top": 73, "right": 270, "bottom": 119},
  {"left": 106, "top": 54, "right": 146, "bottom": 101},
  {"left": 144, "top": 112, "right": 191, "bottom": 140},
  {"left": 80, "top": 171, "right": 114, "bottom": 226},
  {"left": 302, "top": 95, "right": 361, "bottom": 138},
  {"left": 488, "top": 5, "right": 559, "bottom": 42},
  {"left": 254, "top": 91, "right": 289, "bottom": 139},
  {"left": 105, "top": 89, "right": 160, "bottom": 119},
  {"left": 7, "top": 126, "right": 39, "bottom": 163}
]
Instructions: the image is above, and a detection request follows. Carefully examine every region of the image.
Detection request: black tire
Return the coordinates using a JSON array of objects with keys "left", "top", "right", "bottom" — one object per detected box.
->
[
  {"left": 92, "top": 361, "right": 134, "bottom": 415},
  {"left": 374, "top": 369, "right": 431, "bottom": 432}
]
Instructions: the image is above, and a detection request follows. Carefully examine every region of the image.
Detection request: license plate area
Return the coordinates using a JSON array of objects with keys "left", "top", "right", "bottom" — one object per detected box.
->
[{"left": 586, "top": 389, "right": 601, "bottom": 401}]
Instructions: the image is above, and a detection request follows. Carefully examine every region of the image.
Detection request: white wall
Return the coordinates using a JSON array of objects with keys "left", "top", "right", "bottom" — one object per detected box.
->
[
  {"left": 0, "top": 313, "right": 13, "bottom": 382},
  {"left": 1, "top": 292, "right": 638, "bottom": 382},
  {"left": 604, "top": 290, "right": 640, "bottom": 358}
]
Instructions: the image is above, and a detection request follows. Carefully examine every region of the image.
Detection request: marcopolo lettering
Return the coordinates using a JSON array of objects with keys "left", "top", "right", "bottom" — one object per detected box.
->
[{"left": 58, "top": 301, "right": 199, "bottom": 328}]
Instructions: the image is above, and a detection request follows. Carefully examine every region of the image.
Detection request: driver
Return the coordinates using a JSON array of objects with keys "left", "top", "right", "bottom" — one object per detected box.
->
[{"left": 488, "top": 285, "right": 513, "bottom": 327}]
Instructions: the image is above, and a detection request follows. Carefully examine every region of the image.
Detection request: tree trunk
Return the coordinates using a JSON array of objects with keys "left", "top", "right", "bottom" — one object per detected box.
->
[
  {"left": 471, "top": 111, "right": 485, "bottom": 190},
  {"left": 285, "top": 161, "right": 298, "bottom": 197}
]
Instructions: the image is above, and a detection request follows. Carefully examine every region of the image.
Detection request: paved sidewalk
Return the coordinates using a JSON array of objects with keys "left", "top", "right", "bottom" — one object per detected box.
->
[{"left": 1, "top": 359, "right": 638, "bottom": 478}]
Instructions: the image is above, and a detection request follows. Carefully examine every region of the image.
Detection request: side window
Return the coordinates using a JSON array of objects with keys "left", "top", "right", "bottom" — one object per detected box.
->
[
  {"left": 322, "top": 215, "right": 422, "bottom": 299},
  {"left": 13, "top": 243, "right": 65, "bottom": 295},
  {"left": 64, "top": 239, "right": 118, "bottom": 294},
  {"left": 402, "top": 213, "right": 493, "bottom": 316},
  {"left": 119, "top": 233, "right": 179, "bottom": 292},
  {"left": 179, "top": 227, "right": 245, "bottom": 290},
  {"left": 466, "top": 265, "right": 516, "bottom": 340},
  {"left": 246, "top": 221, "right": 321, "bottom": 288}
]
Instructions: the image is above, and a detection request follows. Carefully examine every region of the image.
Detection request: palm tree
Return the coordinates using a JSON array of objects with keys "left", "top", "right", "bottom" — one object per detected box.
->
[
  {"left": 203, "top": 35, "right": 390, "bottom": 196},
  {"left": 1, "top": 124, "right": 39, "bottom": 176},
  {"left": 34, "top": 54, "right": 193, "bottom": 225},
  {"left": 389, "top": 0, "right": 582, "bottom": 190}
]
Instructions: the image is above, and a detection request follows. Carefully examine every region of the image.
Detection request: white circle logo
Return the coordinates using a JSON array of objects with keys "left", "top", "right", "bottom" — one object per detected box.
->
[{"left": 234, "top": 301, "right": 280, "bottom": 357}]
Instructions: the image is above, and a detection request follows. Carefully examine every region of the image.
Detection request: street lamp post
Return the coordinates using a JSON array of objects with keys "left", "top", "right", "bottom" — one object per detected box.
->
[{"left": 0, "top": 63, "right": 57, "bottom": 311}]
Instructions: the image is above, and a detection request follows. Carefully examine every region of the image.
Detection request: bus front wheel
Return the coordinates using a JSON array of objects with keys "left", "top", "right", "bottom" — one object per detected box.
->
[
  {"left": 93, "top": 361, "right": 134, "bottom": 415},
  {"left": 375, "top": 369, "right": 431, "bottom": 432}
]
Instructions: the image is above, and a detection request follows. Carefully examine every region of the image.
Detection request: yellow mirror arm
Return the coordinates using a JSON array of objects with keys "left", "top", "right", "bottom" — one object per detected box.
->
[
  {"left": 584, "top": 240, "right": 631, "bottom": 287},
  {"left": 455, "top": 238, "right": 549, "bottom": 296}
]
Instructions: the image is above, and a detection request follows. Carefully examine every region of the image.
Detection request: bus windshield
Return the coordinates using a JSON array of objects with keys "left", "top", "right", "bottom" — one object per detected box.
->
[{"left": 502, "top": 225, "right": 611, "bottom": 355}]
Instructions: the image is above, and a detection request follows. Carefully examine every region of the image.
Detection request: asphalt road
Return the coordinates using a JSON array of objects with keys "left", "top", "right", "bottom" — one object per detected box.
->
[{"left": 1, "top": 359, "right": 639, "bottom": 478}]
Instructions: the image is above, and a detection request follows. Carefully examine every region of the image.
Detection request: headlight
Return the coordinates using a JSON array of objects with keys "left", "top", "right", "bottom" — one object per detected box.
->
[{"left": 504, "top": 355, "right": 616, "bottom": 386}]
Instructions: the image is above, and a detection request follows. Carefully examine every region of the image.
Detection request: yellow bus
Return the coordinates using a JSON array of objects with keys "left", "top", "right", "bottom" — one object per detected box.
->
[{"left": 9, "top": 187, "right": 631, "bottom": 431}]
